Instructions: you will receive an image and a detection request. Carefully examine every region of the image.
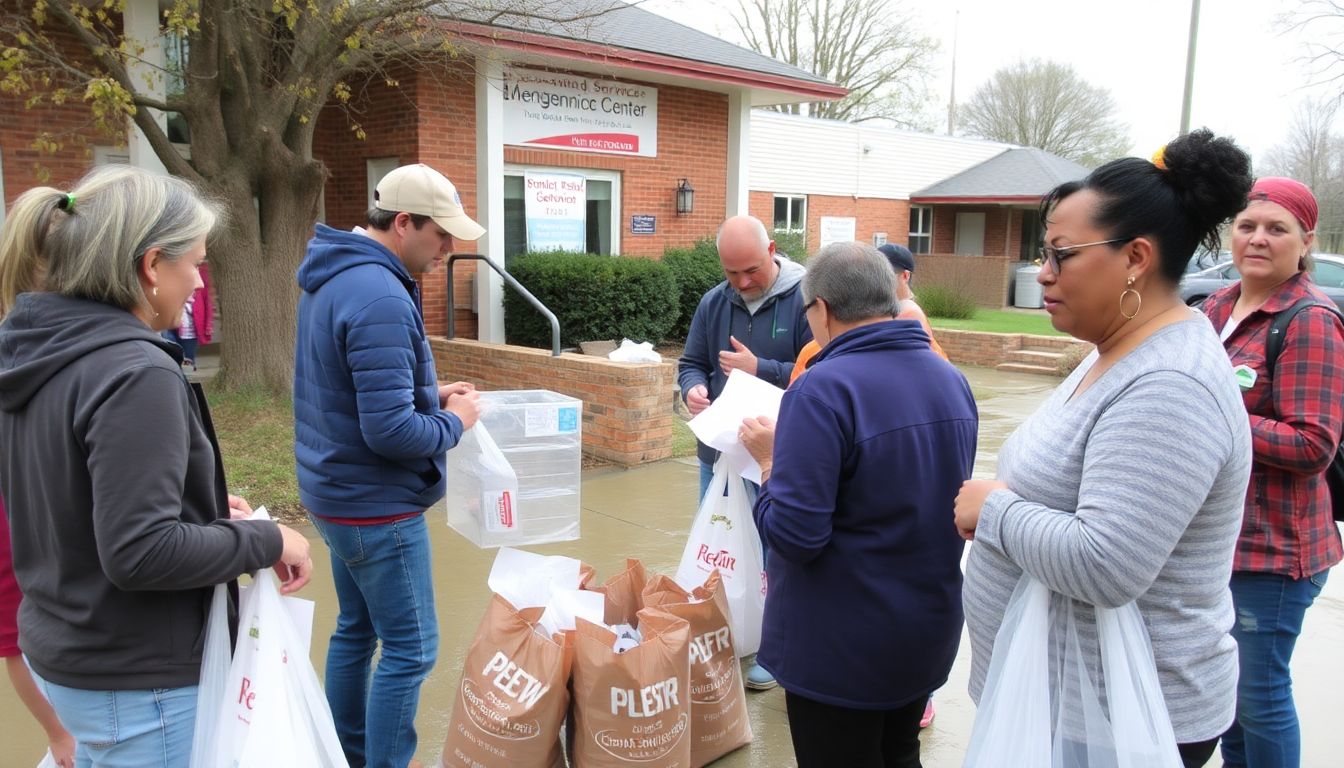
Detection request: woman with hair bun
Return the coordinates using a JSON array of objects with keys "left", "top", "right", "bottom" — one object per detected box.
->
[
  {"left": 1201, "top": 177, "right": 1343, "bottom": 768},
  {"left": 954, "top": 129, "right": 1255, "bottom": 767},
  {"left": 0, "top": 165, "right": 314, "bottom": 766}
]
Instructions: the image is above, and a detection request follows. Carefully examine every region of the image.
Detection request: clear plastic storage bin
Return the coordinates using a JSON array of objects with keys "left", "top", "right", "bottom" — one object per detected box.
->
[{"left": 441, "top": 390, "right": 582, "bottom": 548}]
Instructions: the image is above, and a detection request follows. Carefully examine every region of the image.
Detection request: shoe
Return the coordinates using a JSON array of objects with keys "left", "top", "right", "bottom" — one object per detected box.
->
[
  {"left": 744, "top": 660, "right": 777, "bottom": 691},
  {"left": 919, "top": 697, "right": 935, "bottom": 728}
]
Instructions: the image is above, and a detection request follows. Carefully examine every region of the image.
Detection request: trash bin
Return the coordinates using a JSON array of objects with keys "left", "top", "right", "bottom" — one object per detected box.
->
[{"left": 1014, "top": 265, "right": 1044, "bottom": 308}]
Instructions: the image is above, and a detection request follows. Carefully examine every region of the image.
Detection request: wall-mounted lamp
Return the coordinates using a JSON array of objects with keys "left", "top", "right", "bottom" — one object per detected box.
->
[{"left": 675, "top": 178, "right": 695, "bottom": 215}]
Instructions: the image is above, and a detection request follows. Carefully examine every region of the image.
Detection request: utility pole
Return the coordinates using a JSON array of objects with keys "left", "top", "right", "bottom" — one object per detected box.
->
[
  {"left": 947, "top": 10, "right": 960, "bottom": 136},
  {"left": 1180, "top": 0, "right": 1201, "bottom": 135}
]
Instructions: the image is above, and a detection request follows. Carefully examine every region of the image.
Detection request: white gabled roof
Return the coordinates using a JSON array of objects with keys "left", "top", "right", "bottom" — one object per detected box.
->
[{"left": 750, "top": 111, "right": 1014, "bottom": 200}]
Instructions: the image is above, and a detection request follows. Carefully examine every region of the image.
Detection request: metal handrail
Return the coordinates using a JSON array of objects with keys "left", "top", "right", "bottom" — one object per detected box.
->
[{"left": 446, "top": 254, "right": 561, "bottom": 357}]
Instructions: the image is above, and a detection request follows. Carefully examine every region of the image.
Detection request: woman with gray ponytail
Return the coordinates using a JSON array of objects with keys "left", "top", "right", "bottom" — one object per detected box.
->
[{"left": 0, "top": 165, "right": 313, "bottom": 766}]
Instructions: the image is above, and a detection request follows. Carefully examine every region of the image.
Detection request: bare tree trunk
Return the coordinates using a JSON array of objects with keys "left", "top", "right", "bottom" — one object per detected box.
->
[{"left": 207, "top": 169, "right": 323, "bottom": 394}]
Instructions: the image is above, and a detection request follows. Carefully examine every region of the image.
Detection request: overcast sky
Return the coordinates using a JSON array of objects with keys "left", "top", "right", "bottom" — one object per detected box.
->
[{"left": 641, "top": 0, "right": 1341, "bottom": 167}]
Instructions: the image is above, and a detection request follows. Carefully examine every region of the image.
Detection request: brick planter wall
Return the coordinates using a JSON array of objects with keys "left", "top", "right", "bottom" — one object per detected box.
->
[
  {"left": 431, "top": 338, "right": 675, "bottom": 466},
  {"left": 934, "top": 328, "right": 1091, "bottom": 370}
]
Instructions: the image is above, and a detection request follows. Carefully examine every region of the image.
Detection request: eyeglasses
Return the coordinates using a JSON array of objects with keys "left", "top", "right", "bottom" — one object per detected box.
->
[
  {"left": 804, "top": 298, "right": 819, "bottom": 311},
  {"left": 1039, "top": 237, "right": 1135, "bottom": 273}
]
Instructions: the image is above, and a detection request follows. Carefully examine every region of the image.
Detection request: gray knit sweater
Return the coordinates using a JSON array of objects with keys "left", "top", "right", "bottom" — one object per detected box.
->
[{"left": 963, "top": 315, "right": 1251, "bottom": 743}]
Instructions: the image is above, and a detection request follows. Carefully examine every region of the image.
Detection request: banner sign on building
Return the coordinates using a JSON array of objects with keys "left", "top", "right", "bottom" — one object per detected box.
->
[
  {"left": 819, "top": 216, "right": 857, "bottom": 247},
  {"left": 502, "top": 66, "right": 658, "bottom": 157},
  {"left": 524, "top": 171, "right": 587, "bottom": 252}
]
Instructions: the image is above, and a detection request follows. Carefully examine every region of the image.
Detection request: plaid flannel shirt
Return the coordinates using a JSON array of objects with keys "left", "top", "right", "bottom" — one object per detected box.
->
[{"left": 1202, "top": 271, "right": 1344, "bottom": 578}]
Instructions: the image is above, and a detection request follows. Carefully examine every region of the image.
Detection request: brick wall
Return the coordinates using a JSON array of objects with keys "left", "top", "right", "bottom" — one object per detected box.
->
[
  {"left": 748, "top": 191, "right": 913, "bottom": 256},
  {"left": 431, "top": 338, "right": 676, "bottom": 466},
  {"left": 313, "top": 64, "right": 479, "bottom": 340},
  {"left": 314, "top": 63, "right": 731, "bottom": 342},
  {"left": 505, "top": 82, "right": 728, "bottom": 256},
  {"left": 935, "top": 328, "right": 1089, "bottom": 367},
  {"left": 1, "top": 17, "right": 124, "bottom": 206}
]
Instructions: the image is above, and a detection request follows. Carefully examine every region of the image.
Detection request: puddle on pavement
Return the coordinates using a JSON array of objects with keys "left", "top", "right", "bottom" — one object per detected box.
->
[{"left": 5, "top": 366, "right": 1344, "bottom": 767}]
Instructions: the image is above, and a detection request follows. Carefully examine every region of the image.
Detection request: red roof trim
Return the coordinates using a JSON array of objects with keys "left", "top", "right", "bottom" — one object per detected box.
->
[
  {"left": 910, "top": 195, "right": 1045, "bottom": 205},
  {"left": 447, "top": 22, "right": 849, "bottom": 101}
]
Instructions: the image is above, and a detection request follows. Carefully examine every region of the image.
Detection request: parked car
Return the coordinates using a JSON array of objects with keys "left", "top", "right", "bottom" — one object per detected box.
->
[
  {"left": 1186, "top": 248, "right": 1231, "bottom": 274},
  {"left": 1179, "top": 253, "right": 1344, "bottom": 310}
]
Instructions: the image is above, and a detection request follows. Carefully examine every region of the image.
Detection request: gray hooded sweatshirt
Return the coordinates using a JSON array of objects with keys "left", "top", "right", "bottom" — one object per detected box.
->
[{"left": 0, "top": 293, "right": 280, "bottom": 689}]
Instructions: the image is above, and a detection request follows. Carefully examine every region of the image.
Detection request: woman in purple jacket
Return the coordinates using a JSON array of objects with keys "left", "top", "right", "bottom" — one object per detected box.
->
[{"left": 742, "top": 241, "right": 979, "bottom": 768}]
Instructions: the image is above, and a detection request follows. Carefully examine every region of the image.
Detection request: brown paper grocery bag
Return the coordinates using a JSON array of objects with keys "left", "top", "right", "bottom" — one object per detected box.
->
[
  {"left": 441, "top": 594, "right": 572, "bottom": 768},
  {"left": 642, "top": 573, "right": 753, "bottom": 767},
  {"left": 570, "top": 609, "right": 692, "bottom": 767},
  {"left": 591, "top": 558, "right": 648, "bottom": 627}
]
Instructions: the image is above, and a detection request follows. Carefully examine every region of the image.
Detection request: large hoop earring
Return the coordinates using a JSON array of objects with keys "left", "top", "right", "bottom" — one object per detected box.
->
[{"left": 1120, "top": 276, "right": 1142, "bottom": 320}]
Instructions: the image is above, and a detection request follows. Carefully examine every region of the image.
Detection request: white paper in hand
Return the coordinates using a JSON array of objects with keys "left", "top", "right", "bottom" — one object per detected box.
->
[{"left": 687, "top": 369, "right": 785, "bottom": 484}]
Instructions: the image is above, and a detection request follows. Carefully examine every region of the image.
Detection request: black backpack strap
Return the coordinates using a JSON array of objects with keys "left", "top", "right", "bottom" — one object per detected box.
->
[{"left": 1266, "top": 297, "right": 1344, "bottom": 378}]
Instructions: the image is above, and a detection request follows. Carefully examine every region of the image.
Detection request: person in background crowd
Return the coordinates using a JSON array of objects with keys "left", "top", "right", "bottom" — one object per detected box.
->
[
  {"left": 789, "top": 242, "right": 946, "bottom": 386},
  {"left": 678, "top": 214, "right": 811, "bottom": 691},
  {"left": 163, "top": 263, "right": 213, "bottom": 370},
  {"left": 1200, "top": 176, "right": 1344, "bottom": 768},
  {"left": 0, "top": 165, "right": 311, "bottom": 767},
  {"left": 742, "top": 242, "right": 977, "bottom": 767},
  {"left": 294, "top": 163, "right": 482, "bottom": 767},
  {"left": 955, "top": 129, "right": 1255, "bottom": 768},
  {"left": 1, "top": 495, "right": 75, "bottom": 768}
]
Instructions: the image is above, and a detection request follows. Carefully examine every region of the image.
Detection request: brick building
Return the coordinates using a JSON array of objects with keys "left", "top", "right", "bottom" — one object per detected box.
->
[
  {"left": 0, "top": 0, "right": 845, "bottom": 344},
  {"left": 747, "top": 112, "right": 1089, "bottom": 306}
]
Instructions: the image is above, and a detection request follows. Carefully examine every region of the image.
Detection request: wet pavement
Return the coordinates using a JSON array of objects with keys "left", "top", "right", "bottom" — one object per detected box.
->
[{"left": 4, "top": 365, "right": 1344, "bottom": 767}]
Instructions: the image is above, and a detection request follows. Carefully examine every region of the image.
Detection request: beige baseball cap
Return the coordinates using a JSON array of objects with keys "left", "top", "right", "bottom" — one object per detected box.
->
[{"left": 374, "top": 163, "right": 485, "bottom": 241}]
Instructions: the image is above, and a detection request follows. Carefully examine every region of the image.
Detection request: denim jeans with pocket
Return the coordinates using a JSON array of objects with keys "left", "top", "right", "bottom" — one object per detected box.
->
[
  {"left": 309, "top": 512, "right": 438, "bottom": 768},
  {"left": 1220, "top": 568, "right": 1329, "bottom": 768},
  {"left": 32, "top": 672, "right": 197, "bottom": 768}
]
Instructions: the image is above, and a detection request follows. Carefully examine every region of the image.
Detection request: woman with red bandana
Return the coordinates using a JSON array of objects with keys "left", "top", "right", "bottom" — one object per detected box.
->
[{"left": 1201, "top": 177, "right": 1344, "bottom": 768}]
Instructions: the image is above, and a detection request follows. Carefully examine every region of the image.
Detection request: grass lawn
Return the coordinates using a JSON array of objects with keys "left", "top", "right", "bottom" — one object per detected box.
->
[
  {"left": 672, "top": 416, "right": 698, "bottom": 459},
  {"left": 929, "top": 308, "right": 1067, "bottom": 337},
  {"left": 206, "top": 388, "right": 306, "bottom": 524}
]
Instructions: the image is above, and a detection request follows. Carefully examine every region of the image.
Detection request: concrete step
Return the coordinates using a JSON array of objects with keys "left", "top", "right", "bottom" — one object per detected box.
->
[
  {"left": 1004, "top": 348, "right": 1065, "bottom": 366},
  {"left": 996, "top": 362, "right": 1061, "bottom": 377},
  {"left": 1017, "top": 335, "right": 1079, "bottom": 351}
]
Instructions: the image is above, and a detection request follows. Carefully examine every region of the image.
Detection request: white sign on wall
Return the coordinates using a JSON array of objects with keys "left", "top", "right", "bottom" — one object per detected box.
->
[
  {"left": 523, "top": 171, "right": 587, "bottom": 252},
  {"left": 501, "top": 66, "right": 658, "bottom": 158},
  {"left": 819, "top": 216, "right": 857, "bottom": 247}
]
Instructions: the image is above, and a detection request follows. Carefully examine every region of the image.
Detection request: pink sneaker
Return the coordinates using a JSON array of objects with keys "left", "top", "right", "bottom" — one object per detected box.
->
[{"left": 919, "top": 697, "right": 935, "bottom": 728}]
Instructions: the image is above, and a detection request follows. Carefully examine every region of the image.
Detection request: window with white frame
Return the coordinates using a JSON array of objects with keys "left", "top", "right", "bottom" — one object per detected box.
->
[
  {"left": 366, "top": 157, "right": 400, "bottom": 210},
  {"left": 909, "top": 206, "right": 933, "bottom": 254},
  {"left": 773, "top": 194, "right": 806, "bottom": 232},
  {"left": 503, "top": 166, "right": 621, "bottom": 264}
]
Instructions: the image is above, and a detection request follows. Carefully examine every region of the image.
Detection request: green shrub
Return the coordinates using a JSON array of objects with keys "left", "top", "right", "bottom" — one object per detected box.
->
[
  {"left": 504, "top": 252, "right": 679, "bottom": 349},
  {"left": 916, "top": 284, "right": 978, "bottom": 320},
  {"left": 663, "top": 237, "right": 723, "bottom": 339},
  {"left": 772, "top": 229, "right": 808, "bottom": 263}
]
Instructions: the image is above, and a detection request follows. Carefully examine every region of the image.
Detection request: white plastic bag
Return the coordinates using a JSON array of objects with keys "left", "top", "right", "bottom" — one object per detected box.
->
[
  {"left": 674, "top": 457, "right": 767, "bottom": 657},
  {"left": 458, "top": 423, "right": 521, "bottom": 533},
  {"left": 607, "top": 339, "right": 662, "bottom": 363},
  {"left": 963, "top": 575, "right": 1182, "bottom": 768},
  {"left": 190, "top": 509, "right": 347, "bottom": 768}
]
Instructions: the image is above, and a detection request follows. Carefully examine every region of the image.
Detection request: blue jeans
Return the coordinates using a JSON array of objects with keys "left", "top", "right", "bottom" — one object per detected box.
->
[
  {"left": 310, "top": 513, "right": 438, "bottom": 768},
  {"left": 31, "top": 672, "right": 196, "bottom": 768},
  {"left": 1220, "top": 569, "right": 1329, "bottom": 768}
]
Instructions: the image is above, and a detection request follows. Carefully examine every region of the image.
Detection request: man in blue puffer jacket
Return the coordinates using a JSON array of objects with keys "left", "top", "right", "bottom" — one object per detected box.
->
[{"left": 294, "top": 163, "right": 482, "bottom": 768}]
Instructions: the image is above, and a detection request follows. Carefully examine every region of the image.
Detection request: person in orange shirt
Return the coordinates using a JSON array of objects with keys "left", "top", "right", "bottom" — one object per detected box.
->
[{"left": 789, "top": 243, "right": 945, "bottom": 385}]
